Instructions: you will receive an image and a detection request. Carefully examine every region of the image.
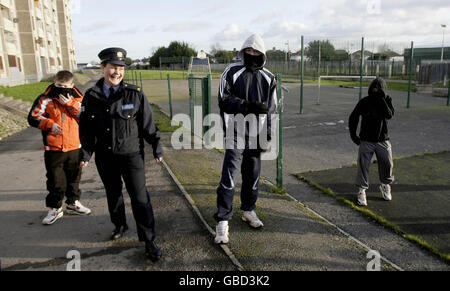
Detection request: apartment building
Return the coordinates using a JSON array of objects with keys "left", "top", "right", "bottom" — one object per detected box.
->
[
  {"left": 0, "top": 0, "right": 25, "bottom": 86},
  {"left": 0, "top": 0, "right": 76, "bottom": 86}
]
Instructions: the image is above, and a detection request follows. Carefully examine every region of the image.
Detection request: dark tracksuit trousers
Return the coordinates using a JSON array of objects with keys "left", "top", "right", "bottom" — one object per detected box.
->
[
  {"left": 44, "top": 150, "right": 82, "bottom": 209},
  {"left": 214, "top": 149, "right": 261, "bottom": 222},
  {"left": 95, "top": 151, "right": 155, "bottom": 243}
]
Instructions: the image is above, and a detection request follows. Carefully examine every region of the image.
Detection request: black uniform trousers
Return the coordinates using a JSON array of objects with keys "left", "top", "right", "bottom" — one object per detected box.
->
[
  {"left": 95, "top": 151, "right": 155, "bottom": 243},
  {"left": 44, "top": 150, "right": 82, "bottom": 209},
  {"left": 214, "top": 149, "right": 261, "bottom": 222}
]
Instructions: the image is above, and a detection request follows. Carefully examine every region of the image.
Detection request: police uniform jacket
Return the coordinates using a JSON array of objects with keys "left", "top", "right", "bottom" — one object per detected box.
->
[{"left": 79, "top": 78, "right": 162, "bottom": 162}]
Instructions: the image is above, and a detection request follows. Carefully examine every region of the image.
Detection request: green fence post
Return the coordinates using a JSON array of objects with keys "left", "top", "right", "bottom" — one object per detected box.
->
[
  {"left": 182, "top": 57, "right": 186, "bottom": 80},
  {"left": 188, "top": 74, "right": 195, "bottom": 134},
  {"left": 407, "top": 41, "right": 414, "bottom": 109},
  {"left": 276, "top": 74, "right": 283, "bottom": 189},
  {"left": 167, "top": 74, "right": 173, "bottom": 120},
  {"left": 159, "top": 57, "right": 162, "bottom": 80},
  {"left": 359, "top": 37, "right": 365, "bottom": 101},
  {"left": 300, "top": 35, "right": 304, "bottom": 114},
  {"left": 201, "top": 74, "right": 212, "bottom": 143},
  {"left": 447, "top": 80, "right": 450, "bottom": 107}
]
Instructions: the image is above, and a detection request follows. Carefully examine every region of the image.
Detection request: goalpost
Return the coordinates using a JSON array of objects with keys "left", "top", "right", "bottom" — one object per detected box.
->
[{"left": 317, "top": 75, "right": 377, "bottom": 104}]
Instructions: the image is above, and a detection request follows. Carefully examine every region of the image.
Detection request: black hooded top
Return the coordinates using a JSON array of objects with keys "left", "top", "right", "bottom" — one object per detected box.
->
[{"left": 348, "top": 78, "right": 395, "bottom": 143}]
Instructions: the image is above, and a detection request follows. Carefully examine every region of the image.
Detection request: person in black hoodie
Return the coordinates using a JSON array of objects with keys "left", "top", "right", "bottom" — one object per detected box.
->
[{"left": 349, "top": 77, "right": 395, "bottom": 206}]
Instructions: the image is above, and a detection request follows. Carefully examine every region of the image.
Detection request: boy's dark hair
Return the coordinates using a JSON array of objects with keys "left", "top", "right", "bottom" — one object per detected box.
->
[{"left": 54, "top": 70, "right": 74, "bottom": 83}]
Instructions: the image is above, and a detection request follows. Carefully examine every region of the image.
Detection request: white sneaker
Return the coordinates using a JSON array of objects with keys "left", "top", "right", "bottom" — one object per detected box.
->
[
  {"left": 242, "top": 211, "right": 264, "bottom": 228},
  {"left": 42, "top": 208, "right": 63, "bottom": 225},
  {"left": 66, "top": 200, "right": 91, "bottom": 215},
  {"left": 215, "top": 221, "right": 229, "bottom": 244},
  {"left": 357, "top": 189, "right": 368, "bottom": 206},
  {"left": 380, "top": 184, "right": 392, "bottom": 201}
]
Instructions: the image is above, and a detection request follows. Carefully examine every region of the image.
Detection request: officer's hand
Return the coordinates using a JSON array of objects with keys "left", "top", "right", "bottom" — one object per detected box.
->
[
  {"left": 80, "top": 161, "right": 89, "bottom": 168},
  {"left": 52, "top": 123, "right": 63, "bottom": 135},
  {"left": 245, "top": 101, "right": 269, "bottom": 115},
  {"left": 385, "top": 95, "right": 392, "bottom": 104},
  {"left": 59, "top": 94, "right": 72, "bottom": 105},
  {"left": 155, "top": 157, "right": 163, "bottom": 164}
]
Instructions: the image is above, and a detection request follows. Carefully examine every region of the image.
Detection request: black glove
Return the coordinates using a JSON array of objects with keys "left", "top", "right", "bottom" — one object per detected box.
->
[
  {"left": 244, "top": 101, "right": 269, "bottom": 115},
  {"left": 385, "top": 95, "right": 392, "bottom": 104},
  {"left": 351, "top": 135, "right": 361, "bottom": 146}
]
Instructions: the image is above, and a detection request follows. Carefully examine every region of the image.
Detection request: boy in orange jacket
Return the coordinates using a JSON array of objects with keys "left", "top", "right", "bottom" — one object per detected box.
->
[{"left": 28, "top": 70, "right": 91, "bottom": 225}]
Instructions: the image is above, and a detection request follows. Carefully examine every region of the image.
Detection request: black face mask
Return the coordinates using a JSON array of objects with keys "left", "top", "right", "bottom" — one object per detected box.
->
[
  {"left": 243, "top": 52, "right": 265, "bottom": 71},
  {"left": 51, "top": 87, "right": 74, "bottom": 98},
  {"left": 370, "top": 89, "right": 386, "bottom": 99}
]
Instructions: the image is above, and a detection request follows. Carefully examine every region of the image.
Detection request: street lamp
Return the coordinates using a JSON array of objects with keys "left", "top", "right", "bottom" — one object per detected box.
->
[{"left": 441, "top": 24, "right": 446, "bottom": 63}]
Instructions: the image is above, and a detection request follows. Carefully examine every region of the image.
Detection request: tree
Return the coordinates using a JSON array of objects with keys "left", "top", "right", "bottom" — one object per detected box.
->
[
  {"left": 213, "top": 50, "right": 234, "bottom": 63},
  {"left": 266, "top": 49, "right": 287, "bottom": 62},
  {"left": 305, "top": 40, "right": 336, "bottom": 61},
  {"left": 125, "top": 57, "right": 133, "bottom": 66},
  {"left": 210, "top": 43, "right": 234, "bottom": 63},
  {"left": 149, "top": 41, "right": 196, "bottom": 67},
  {"left": 333, "top": 50, "right": 349, "bottom": 61}
]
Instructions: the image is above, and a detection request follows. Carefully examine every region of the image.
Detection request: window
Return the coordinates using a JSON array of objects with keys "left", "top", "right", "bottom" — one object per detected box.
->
[
  {"left": 49, "top": 57, "right": 55, "bottom": 66},
  {"left": 8, "top": 55, "right": 17, "bottom": 67},
  {"left": 0, "top": 56, "right": 4, "bottom": 71}
]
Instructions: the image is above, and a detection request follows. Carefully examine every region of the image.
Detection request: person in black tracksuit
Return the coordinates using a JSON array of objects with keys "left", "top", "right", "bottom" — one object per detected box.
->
[
  {"left": 214, "top": 34, "right": 278, "bottom": 244},
  {"left": 349, "top": 77, "right": 395, "bottom": 206},
  {"left": 79, "top": 48, "right": 162, "bottom": 261}
]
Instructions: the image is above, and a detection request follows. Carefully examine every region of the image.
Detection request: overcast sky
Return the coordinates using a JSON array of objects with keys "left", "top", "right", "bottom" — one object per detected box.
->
[{"left": 71, "top": 0, "right": 450, "bottom": 63}]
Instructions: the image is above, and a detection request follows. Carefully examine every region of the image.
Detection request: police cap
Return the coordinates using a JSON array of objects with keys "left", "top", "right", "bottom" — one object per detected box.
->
[{"left": 98, "top": 47, "right": 127, "bottom": 66}]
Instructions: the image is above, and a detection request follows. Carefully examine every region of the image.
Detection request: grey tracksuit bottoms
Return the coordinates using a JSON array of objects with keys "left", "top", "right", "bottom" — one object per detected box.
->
[{"left": 356, "top": 141, "right": 394, "bottom": 190}]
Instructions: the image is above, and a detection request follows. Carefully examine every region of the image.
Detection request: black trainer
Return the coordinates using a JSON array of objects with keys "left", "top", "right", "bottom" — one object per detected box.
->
[
  {"left": 145, "top": 241, "right": 162, "bottom": 262},
  {"left": 110, "top": 224, "right": 128, "bottom": 240}
]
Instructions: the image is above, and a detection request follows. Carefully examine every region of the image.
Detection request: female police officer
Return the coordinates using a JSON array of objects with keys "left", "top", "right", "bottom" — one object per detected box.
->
[{"left": 79, "top": 47, "right": 162, "bottom": 262}]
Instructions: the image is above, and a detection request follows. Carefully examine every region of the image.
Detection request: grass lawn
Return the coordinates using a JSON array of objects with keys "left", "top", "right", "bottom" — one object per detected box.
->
[
  {"left": 0, "top": 82, "right": 52, "bottom": 103},
  {"left": 124, "top": 70, "right": 222, "bottom": 81},
  {"left": 124, "top": 69, "right": 416, "bottom": 92}
]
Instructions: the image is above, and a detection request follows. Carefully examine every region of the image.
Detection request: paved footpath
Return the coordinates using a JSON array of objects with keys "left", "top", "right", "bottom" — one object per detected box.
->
[
  {"left": 0, "top": 78, "right": 233, "bottom": 271},
  {"left": 0, "top": 77, "right": 447, "bottom": 271}
]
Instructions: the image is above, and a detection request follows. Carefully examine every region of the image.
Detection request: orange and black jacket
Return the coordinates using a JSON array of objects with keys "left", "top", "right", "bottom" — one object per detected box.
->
[{"left": 28, "top": 84, "right": 84, "bottom": 152}]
